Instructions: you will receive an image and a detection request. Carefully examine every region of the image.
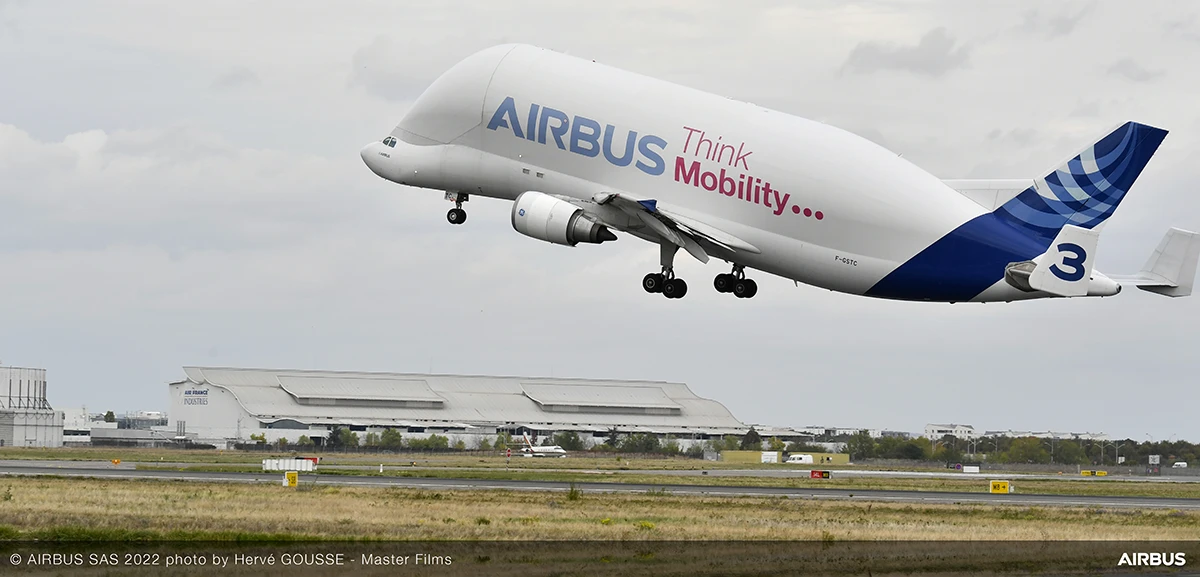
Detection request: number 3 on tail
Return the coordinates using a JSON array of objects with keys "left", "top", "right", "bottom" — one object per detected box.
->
[{"left": 1050, "top": 243, "right": 1087, "bottom": 282}]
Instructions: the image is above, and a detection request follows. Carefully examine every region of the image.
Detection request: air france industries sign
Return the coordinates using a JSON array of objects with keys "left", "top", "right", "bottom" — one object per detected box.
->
[{"left": 182, "top": 388, "right": 208, "bottom": 406}]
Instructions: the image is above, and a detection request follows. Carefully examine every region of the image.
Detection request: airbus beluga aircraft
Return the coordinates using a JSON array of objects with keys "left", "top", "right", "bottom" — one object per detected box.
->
[{"left": 361, "top": 44, "right": 1200, "bottom": 303}]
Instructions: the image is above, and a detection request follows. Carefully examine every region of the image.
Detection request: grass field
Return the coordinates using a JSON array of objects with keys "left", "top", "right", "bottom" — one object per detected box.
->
[{"left": 0, "top": 477, "right": 1196, "bottom": 541}]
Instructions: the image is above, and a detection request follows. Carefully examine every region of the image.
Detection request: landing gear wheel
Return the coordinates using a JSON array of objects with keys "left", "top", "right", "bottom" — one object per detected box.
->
[
  {"left": 447, "top": 208, "right": 467, "bottom": 225},
  {"left": 663, "top": 278, "right": 688, "bottom": 299},
  {"left": 714, "top": 273, "right": 735, "bottom": 293},
  {"left": 642, "top": 273, "right": 665, "bottom": 293},
  {"left": 734, "top": 279, "right": 758, "bottom": 298}
]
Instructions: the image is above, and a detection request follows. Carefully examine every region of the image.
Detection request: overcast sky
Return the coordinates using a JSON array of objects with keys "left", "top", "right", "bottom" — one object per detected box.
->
[{"left": 1, "top": 1, "right": 1197, "bottom": 442}]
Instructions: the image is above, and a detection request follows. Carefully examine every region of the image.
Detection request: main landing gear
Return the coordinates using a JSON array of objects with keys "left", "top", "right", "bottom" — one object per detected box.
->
[
  {"left": 643, "top": 270, "right": 688, "bottom": 299},
  {"left": 643, "top": 244, "right": 689, "bottom": 299},
  {"left": 446, "top": 192, "right": 468, "bottom": 225},
  {"left": 714, "top": 265, "right": 757, "bottom": 298}
]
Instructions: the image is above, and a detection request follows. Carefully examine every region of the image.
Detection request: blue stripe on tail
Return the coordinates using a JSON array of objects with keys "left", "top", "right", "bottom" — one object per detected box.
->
[
  {"left": 867, "top": 122, "right": 1167, "bottom": 302},
  {"left": 994, "top": 122, "right": 1167, "bottom": 244}
]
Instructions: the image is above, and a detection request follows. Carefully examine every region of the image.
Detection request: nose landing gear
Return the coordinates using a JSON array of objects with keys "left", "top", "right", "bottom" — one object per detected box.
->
[
  {"left": 715, "top": 265, "right": 757, "bottom": 298},
  {"left": 446, "top": 192, "right": 468, "bottom": 225}
]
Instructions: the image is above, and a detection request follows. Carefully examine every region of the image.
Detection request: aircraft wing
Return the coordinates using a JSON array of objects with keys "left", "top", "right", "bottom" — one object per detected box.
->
[{"left": 591, "top": 192, "right": 761, "bottom": 263}]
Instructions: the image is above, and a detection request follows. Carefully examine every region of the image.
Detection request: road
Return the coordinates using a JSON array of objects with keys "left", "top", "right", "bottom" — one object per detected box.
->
[{"left": 2, "top": 461, "right": 1198, "bottom": 510}]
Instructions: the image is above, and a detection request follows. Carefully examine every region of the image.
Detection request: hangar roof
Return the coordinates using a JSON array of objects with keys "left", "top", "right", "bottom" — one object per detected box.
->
[{"left": 173, "top": 367, "right": 746, "bottom": 432}]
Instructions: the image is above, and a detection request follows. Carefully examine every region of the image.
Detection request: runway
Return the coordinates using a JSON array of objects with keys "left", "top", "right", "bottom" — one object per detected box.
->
[
  {"left": 2, "top": 461, "right": 1198, "bottom": 510},
  {"left": 11, "top": 459, "right": 1193, "bottom": 483}
]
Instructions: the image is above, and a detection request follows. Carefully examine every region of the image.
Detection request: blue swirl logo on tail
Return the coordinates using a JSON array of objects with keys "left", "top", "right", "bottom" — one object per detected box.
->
[
  {"left": 867, "top": 121, "right": 1167, "bottom": 302},
  {"left": 995, "top": 122, "right": 1168, "bottom": 244}
]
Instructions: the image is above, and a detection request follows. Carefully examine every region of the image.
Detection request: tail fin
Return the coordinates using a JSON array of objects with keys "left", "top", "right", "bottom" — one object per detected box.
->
[
  {"left": 994, "top": 122, "right": 1168, "bottom": 244},
  {"left": 1110, "top": 228, "right": 1200, "bottom": 297}
]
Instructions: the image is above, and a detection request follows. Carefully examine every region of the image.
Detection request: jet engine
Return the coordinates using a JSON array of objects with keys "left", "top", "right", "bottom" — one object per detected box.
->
[{"left": 511, "top": 191, "right": 617, "bottom": 246}]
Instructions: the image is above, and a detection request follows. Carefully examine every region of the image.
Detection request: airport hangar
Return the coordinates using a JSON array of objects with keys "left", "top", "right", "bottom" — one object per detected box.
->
[{"left": 167, "top": 366, "right": 786, "bottom": 449}]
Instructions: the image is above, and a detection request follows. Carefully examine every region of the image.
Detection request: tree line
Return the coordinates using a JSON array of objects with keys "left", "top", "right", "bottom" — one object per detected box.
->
[
  {"left": 248, "top": 426, "right": 1196, "bottom": 466},
  {"left": 842, "top": 429, "right": 1197, "bottom": 466}
]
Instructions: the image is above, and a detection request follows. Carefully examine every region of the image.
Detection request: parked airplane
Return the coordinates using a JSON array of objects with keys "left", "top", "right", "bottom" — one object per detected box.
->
[
  {"left": 519, "top": 433, "right": 567, "bottom": 458},
  {"left": 361, "top": 44, "right": 1200, "bottom": 303}
]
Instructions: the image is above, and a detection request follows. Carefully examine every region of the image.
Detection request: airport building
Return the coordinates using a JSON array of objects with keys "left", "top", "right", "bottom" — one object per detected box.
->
[
  {"left": 925, "top": 424, "right": 980, "bottom": 440},
  {"left": 983, "top": 430, "right": 1110, "bottom": 441},
  {"left": 0, "top": 365, "right": 64, "bottom": 447},
  {"left": 62, "top": 408, "right": 118, "bottom": 445},
  {"left": 168, "top": 366, "right": 752, "bottom": 449}
]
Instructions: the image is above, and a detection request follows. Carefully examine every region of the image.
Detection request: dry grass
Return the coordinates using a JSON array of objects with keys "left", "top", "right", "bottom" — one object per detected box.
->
[{"left": 0, "top": 477, "right": 1195, "bottom": 541}]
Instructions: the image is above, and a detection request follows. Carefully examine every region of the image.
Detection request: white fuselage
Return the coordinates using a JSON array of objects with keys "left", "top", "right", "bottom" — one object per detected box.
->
[{"left": 361, "top": 44, "right": 1123, "bottom": 302}]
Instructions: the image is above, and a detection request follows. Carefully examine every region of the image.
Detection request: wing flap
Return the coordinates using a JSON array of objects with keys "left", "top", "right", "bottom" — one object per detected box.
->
[{"left": 593, "top": 192, "right": 760, "bottom": 259}]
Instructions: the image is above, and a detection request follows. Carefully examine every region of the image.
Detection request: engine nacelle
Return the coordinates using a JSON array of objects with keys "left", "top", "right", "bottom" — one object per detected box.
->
[{"left": 511, "top": 191, "right": 617, "bottom": 246}]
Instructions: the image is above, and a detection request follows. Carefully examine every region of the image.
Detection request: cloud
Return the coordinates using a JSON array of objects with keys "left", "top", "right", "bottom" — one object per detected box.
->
[
  {"left": 1164, "top": 15, "right": 1200, "bottom": 43},
  {"left": 0, "top": 0, "right": 23, "bottom": 37},
  {"left": 211, "top": 66, "right": 259, "bottom": 90},
  {"left": 0, "top": 123, "right": 375, "bottom": 255},
  {"left": 1017, "top": 3, "right": 1095, "bottom": 38},
  {"left": 348, "top": 35, "right": 436, "bottom": 102},
  {"left": 1070, "top": 100, "right": 1102, "bottom": 117},
  {"left": 1046, "top": 4, "right": 1095, "bottom": 36},
  {"left": 1107, "top": 59, "right": 1164, "bottom": 82},
  {"left": 841, "top": 27, "right": 970, "bottom": 77},
  {"left": 985, "top": 128, "right": 1038, "bottom": 146}
]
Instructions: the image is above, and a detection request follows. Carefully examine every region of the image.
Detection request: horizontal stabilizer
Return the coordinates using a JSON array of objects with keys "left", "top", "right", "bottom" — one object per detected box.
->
[
  {"left": 1109, "top": 228, "right": 1200, "bottom": 297},
  {"left": 943, "top": 179, "right": 1033, "bottom": 210}
]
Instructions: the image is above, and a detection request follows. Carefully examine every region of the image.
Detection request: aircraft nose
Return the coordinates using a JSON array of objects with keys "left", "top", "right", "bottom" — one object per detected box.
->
[{"left": 360, "top": 142, "right": 388, "bottom": 179}]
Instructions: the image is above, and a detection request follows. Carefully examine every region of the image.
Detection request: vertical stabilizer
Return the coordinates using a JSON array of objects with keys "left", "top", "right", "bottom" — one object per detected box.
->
[{"left": 995, "top": 122, "right": 1168, "bottom": 244}]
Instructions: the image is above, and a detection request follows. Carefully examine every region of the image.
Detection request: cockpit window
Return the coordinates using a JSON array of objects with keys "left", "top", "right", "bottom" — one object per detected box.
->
[{"left": 382, "top": 136, "right": 396, "bottom": 148}]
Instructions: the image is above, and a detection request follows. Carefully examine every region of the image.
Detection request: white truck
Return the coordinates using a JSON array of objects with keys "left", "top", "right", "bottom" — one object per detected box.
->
[{"left": 784, "top": 454, "right": 814, "bottom": 464}]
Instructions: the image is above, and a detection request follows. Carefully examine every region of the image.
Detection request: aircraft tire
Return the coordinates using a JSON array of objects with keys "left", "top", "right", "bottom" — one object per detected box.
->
[
  {"left": 743, "top": 279, "right": 758, "bottom": 298},
  {"left": 664, "top": 278, "right": 688, "bottom": 299},
  {"left": 734, "top": 280, "right": 750, "bottom": 298},
  {"left": 642, "top": 273, "right": 665, "bottom": 293},
  {"left": 714, "top": 273, "right": 734, "bottom": 293},
  {"left": 447, "top": 208, "right": 467, "bottom": 224}
]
